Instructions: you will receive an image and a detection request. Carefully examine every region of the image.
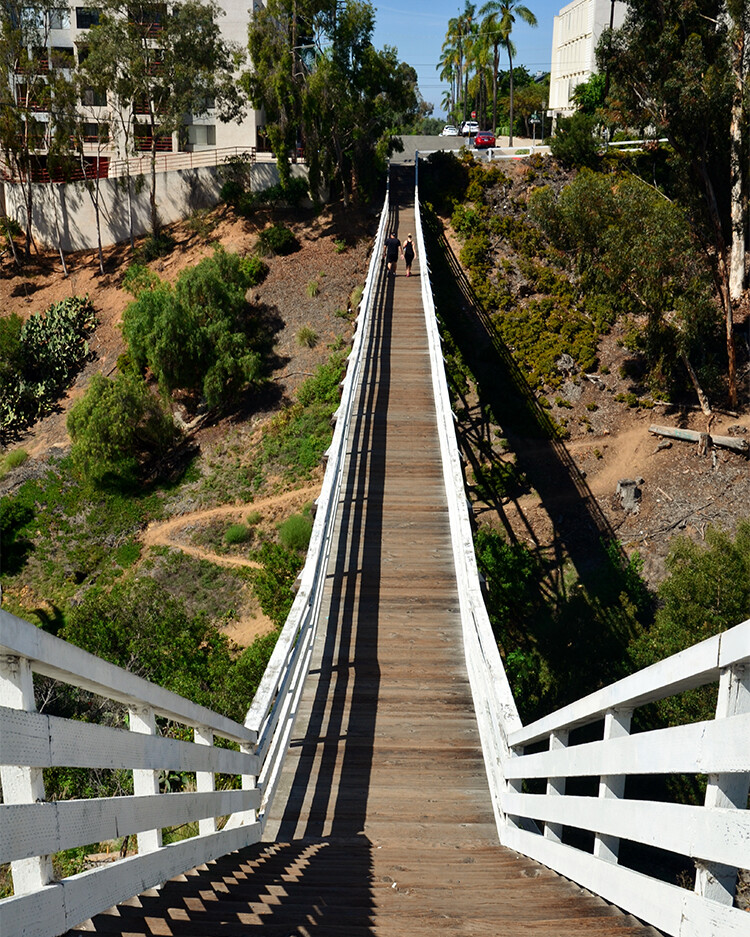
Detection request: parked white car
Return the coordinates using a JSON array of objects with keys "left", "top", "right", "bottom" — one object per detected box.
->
[
  {"left": 440, "top": 125, "right": 459, "bottom": 136},
  {"left": 461, "top": 120, "right": 479, "bottom": 135}
]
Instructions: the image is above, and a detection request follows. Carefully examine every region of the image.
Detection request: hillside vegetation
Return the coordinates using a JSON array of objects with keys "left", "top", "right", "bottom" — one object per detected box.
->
[{"left": 421, "top": 150, "right": 750, "bottom": 746}]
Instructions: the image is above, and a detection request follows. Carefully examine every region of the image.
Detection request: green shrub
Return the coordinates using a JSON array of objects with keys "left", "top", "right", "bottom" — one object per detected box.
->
[
  {"left": 225, "top": 522, "right": 253, "bottom": 544},
  {"left": 256, "top": 224, "right": 298, "bottom": 256},
  {"left": 68, "top": 372, "right": 178, "bottom": 487},
  {"left": 306, "top": 279, "right": 320, "bottom": 298},
  {"left": 0, "top": 448, "right": 29, "bottom": 477},
  {"left": 0, "top": 297, "right": 97, "bottom": 435},
  {"left": 134, "top": 233, "right": 175, "bottom": 263},
  {"left": 253, "top": 542, "right": 303, "bottom": 626},
  {"left": 279, "top": 512, "right": 313, "bottom": 551},
  {"left": 246, "top": 510, "right": 262, "bottom": 525},
  {"left": 114, "top": 540, "right": 141, "bottom": 567},
  {"left": 220, "top": 179, "right": 244, "bottom": 206},
  {"left": 122, "top": 247, "right": 269, "bottom": 407},
  {"left": 334, "top": 238, "right": 347, "bottom": 253},
  {"left": 549, "top": 112, "right": 599, "bottom": 169},
  {"left": 122, "top": 263, "right": 160, "bottom": 298}
]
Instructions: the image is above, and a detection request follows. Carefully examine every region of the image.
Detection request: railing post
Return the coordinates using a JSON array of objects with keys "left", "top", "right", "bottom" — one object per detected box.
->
[
  {"left": 694, "top": 663, "right": 750, "bottom": 904},
  {"left": 0, "top": 655, "right": 54, "bottom": 893},
  {"left": 129, "top": 705, "right": 163, "bottom": 854},
  {"left": 195, "top": 726, "right": 216, "bottom": 836},
  {"left": 544, "top": 729, "right": 569, "bottom": 843},
  {"left": 593, "top": 708, "right": 632, "bottom": 863}
]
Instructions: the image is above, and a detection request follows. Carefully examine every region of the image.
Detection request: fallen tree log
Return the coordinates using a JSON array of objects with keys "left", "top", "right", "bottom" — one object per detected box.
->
[{"left": 648, "top": 424, "right": 749, "bottom": 453}]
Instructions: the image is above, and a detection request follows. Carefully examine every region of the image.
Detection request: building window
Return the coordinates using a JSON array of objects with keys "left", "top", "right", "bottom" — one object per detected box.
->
[
  {"left": 76, "top": 7, "right": 101, "bottom": 28},
  {"left": 187, "top": 124, "right": 216, "bottom": 148},
  {"left": 82, "top": 86, "right": 107, "bottom": 106},
  {"left": 49, "top": 8, "right": 71, "bottom": 28},
  {"left": 81, "top": 121, "right": 109, "bottom": 143}
]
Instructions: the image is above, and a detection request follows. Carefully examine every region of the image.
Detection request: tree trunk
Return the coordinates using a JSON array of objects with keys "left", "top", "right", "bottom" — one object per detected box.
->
[
  {"left": 507, "top": 43, "right": 514, "bottom": 146},
  {"left": 491, "top": 47, "right": 499, "bottom": 135},
  {"left": 728, "top": 9, "right": 748, "bottom": 303},
  {"left": 681, "top": 352, "right": 712, "bottom": 416},
  {"left": 150, "top": 122, "right": 158, "bottom": 236}
]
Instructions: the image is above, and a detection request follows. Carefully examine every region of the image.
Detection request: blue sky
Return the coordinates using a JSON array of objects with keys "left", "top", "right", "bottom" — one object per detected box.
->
[{"left": 371, "top": 0, "right": 562, "bottom": 117}]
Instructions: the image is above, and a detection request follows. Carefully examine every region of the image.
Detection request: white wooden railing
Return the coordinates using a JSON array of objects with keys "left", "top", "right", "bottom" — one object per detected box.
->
[
  {"left": 0, "top": 187, "right": 390, "bottom": 937},
  {"left": 0, "top": 609, "right": 261, "bottom": 937},
  {"left": 241, "top": 178, "right": 390, "bottom": 824},
  {"left": 413, "top": 179, "right": 750, "bottom": 937}
]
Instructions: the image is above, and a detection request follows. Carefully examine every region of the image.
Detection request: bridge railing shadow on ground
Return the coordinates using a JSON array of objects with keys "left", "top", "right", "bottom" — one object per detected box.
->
[{"left": 1, "top": 167, "right": 749, "bottom": 937}]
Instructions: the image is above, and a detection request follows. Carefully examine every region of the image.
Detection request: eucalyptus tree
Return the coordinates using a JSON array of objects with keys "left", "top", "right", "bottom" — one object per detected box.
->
[
  {"left": 245, "top": 0, "right": 419, "bottom": 205},
  {"left": 603, "top": 0, "right": 738, "bottom": 403},
  {"left": 0, "top": 0, "right": 58, "bottom": 258},
  {"left": 480, "top": 0, "right": 536, "bottom": 144},
  {"left": 82, "top": 0, "right": 245, "bottom": 236},
  {"left": 725, "top": 0, "right": 750, "bottom": 306}
]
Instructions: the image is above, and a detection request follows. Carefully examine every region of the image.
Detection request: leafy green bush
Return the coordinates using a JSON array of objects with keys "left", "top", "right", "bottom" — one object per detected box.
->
[
  {"left": 68, "top": 372, "right": 178, "bottom": 487},
  {"left": 225, "top": 522, "right": 253, "bottom": 544},
  {"left": 122, "top": 263, "right": 160, "bottom": 297},
  {"left": 134, "top": 232, "right": 175, "bottom": 263},
  {"left": 253, "top": 541, "right": 303, "bottom": 626},
  {"left": 549, "top": 112, "right": 599, "bottom": 168},
  {"left": 220, "top": 179, "right": 244, "bottom": 206},
  {"left": 256, "top": 224, "right": 298, "bottom": 256},
  {"left": 122, "top": 247, "right": 269, "bottom": 407},
  {"left": 0, "top": 447, "right": 29, "bottom": 478},
  {"left": 279, "top": 511, "right": 313, "bottom": 551},
  {"left": 628, "top": 523, "right": 750, "bottom": 747},
  {"left": 0, "top": 297, "right": 97, "bottom": 435}
]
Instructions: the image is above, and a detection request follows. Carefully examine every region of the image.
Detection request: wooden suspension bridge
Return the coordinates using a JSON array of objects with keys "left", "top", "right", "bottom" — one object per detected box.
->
[{"left": 1, "top": 168, "right": 748, "bottom": 937}]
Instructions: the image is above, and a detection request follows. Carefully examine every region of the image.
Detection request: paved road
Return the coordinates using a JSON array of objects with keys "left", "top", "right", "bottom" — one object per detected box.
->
[{"left": 392, "top": 133, "right": 550, "bottom": 164}]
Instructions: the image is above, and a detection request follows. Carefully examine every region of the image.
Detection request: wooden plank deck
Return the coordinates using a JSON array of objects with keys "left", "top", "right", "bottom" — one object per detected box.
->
[{"left": 71, "top": 180, "right": 660, "bottom": 936}]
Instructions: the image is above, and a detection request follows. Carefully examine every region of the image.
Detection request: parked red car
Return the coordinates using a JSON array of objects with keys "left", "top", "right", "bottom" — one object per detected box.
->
[{"left": 474, "top": 131, "right": 496, "bottom": 148}]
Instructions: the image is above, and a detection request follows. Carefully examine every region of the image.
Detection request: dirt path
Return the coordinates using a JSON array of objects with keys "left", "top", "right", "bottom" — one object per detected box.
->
[
  {"left": 139, "top": 485, "right": 321, "bottom": 646},
  {"left": 140, "top": 484, "right": 321, "bottom": 558}
]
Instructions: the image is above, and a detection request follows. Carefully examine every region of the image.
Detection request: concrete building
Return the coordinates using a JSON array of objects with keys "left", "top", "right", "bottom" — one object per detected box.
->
[
  {"left": 7, "top": 0, "right": 263, "bottom": 179},
  {"left": 548, "top": 0, "right": 627, "bottom": 118}
]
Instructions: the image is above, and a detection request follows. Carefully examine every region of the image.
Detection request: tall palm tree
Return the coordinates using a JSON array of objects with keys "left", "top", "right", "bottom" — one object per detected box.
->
[
  {"left": 438, "top": 32, "right": 460, "bottom": 117},
  {"left": 479, "top": 3, "right": 503, "bottom": 133},
  {"left": 481, "top": 0, "right": 537, "bottom": 145}
]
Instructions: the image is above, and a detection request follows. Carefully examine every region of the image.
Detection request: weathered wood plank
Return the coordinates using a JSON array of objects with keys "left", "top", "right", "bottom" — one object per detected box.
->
[
  {"left": 0, "top": 610, "right": 254, "bottom": 744},
  {"left": 0, "top": 707, "right": 258, "bottom": 774},
  {"left": 507, "top": 711, "right": 750, "bottom": 779},
  {"left": 1, "top": 790, "right": 260, "bottom": 863}
]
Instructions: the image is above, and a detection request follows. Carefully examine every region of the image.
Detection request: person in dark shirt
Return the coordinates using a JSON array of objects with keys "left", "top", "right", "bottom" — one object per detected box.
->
[{"left": 383, "top": 232, "right": 402, "bottom": 276}]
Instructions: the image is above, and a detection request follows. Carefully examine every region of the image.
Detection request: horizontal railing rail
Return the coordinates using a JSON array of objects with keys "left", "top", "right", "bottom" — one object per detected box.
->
[
  {"left": 501, "top": 619, "right": 750, "bottom": 937},
  {"left": 0, "top": 146, "right": 257, "bottom": 185}
]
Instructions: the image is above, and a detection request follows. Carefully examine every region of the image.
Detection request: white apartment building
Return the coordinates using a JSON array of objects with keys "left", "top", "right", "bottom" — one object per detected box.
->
[
  {"left": 11, "top": 0, "right": 262, "bottom": 179},
  {"left": 548, "top": 0, "right": 627, "bottom": 118}
]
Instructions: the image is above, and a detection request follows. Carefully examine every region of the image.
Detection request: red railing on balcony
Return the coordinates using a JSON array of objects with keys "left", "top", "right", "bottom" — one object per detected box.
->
[{"left": 134, "top": 135, "right": 173, "bottom": 152}]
